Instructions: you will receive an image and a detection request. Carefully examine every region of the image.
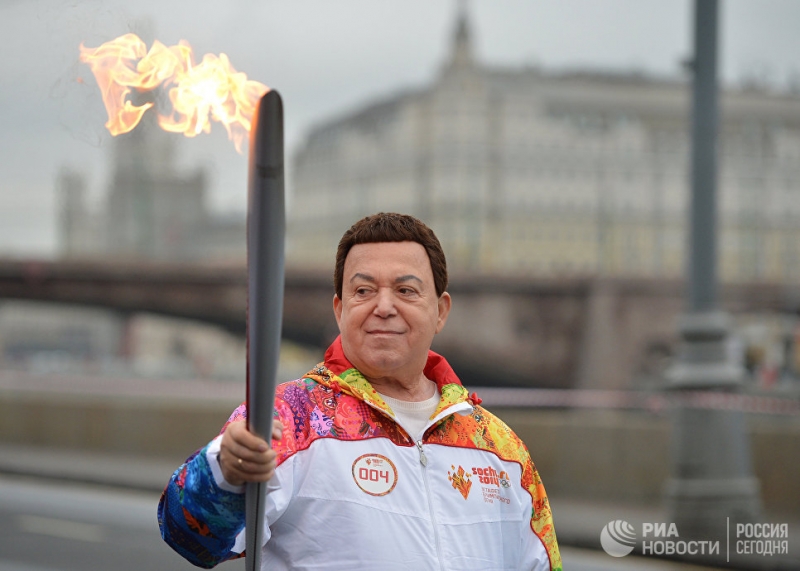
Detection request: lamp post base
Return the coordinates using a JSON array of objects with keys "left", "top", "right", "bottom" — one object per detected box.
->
[
  {"left": 665, "top": 475, "right": 761, "bottom": 542},
  {"left": 664, "top": 311, "right": 762, "bottom": 540}
]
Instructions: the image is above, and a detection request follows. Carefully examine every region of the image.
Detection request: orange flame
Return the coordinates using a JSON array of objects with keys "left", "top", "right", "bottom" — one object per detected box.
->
[{"left": 79, "top": 33, "right": 268, "bottom": 153}]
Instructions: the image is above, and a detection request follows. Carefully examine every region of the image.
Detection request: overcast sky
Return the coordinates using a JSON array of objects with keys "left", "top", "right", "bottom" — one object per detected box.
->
[{"left": 1, "top": 0, "right": 799, "bottom": 257}]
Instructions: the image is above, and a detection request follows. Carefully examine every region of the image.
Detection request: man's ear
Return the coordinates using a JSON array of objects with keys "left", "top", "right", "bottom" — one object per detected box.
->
[
  {"left": 435, "top": 292, "right": 452, "bottom": 334},
  {"left": 333, "top": 294, "right": 343, "bottom": 327}
]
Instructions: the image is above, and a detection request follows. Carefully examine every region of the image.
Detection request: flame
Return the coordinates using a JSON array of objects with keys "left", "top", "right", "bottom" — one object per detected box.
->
[{"left": 79, "top": 33, "right": 268, "bottom": 153}]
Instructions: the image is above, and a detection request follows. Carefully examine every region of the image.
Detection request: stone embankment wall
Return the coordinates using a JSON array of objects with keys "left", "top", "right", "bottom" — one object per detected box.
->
[{"left": 1, "top": 391, "right": 797, "bottom": 513}]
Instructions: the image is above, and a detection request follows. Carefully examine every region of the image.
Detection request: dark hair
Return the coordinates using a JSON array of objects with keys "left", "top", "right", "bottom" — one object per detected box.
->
[{"left": 334, "top": 212, "right": 448, "bottom": 298}]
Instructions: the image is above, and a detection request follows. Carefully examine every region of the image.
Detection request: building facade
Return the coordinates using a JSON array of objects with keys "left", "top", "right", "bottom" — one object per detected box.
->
[{"left": 288, "top": 10, "right": 800, "bottom": 283}]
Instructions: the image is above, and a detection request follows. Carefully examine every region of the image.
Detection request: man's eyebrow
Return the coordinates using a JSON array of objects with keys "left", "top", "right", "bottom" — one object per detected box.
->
[
  {"left": 349, "top": 273, "right": 422, "bottom": 284},
  {"left": 350, "top": 273, "right": 376, "bottom": 283}
]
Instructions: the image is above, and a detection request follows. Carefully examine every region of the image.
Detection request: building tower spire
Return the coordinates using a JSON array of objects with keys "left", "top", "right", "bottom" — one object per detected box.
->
[{"left": 449, "top": 0, "right": 473, "bottom": 69}]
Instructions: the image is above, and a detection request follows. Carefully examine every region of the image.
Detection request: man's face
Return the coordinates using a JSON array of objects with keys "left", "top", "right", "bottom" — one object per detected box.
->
[{"left": 333, "top": 241, "right": 451, "bottom": 383}]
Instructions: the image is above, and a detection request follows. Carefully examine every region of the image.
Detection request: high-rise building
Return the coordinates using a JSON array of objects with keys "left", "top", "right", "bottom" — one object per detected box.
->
[
  {"left": 58, "top": 114, "right": 246, "bottom": 262},
  {"left": 105, "top": 114, "right": 209, "bottom": 261},
  {"left": 288, "top": 7, "right": 800, "bottom": 283},
  {"left": 58, "top": 167, "right": 103, "bottom": 258}
]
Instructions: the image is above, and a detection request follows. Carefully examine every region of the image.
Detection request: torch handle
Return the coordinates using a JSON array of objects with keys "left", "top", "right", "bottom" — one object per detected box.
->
[{"left": 245, "top": 89, "right": 284, "bottom": 571}]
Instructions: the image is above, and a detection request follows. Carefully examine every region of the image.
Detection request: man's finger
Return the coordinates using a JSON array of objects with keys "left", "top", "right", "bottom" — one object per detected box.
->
[
  {"left": 227, "top": 420, "right": 271, "bottom": 451},
  {"left": 231, "top": 453, "right": 275, "bottom": 473},
  {"left": 272, "top": 420, "right": 284, "bottom": 441},
  {"left": 221, "top": 441, "right": 274, "bottom": 467},
  {"left": 224, "top": 454, "right": 277, "bottom": 482}
]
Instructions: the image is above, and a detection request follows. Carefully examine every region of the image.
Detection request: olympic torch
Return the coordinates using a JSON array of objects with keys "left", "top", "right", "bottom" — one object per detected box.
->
[
  {"left": 245, "top": 90, "right": 285, "bottom": 571},
  {"left": 79, "top": 34, "right": 283, "bottom": 571}
]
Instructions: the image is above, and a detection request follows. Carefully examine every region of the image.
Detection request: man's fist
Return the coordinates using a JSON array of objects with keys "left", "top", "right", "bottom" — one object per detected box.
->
[{"left": 218, "top": 419, "right": 284, "bottom": 487}]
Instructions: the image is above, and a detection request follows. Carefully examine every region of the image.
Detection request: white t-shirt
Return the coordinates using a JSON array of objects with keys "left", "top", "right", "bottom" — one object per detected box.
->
[{"left": 378, "top": 389, "right": 440, "bottom": 441}]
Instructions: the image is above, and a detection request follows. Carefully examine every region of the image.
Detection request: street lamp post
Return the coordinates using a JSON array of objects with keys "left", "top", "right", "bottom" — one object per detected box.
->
[{"left": 664, "top": 0, "right": 761, "bottom": 541}]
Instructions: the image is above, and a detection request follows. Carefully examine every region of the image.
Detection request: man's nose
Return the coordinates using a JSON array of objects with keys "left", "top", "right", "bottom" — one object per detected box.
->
[{"left": 373, "top": 288, "right": 397, "bottom": 317}]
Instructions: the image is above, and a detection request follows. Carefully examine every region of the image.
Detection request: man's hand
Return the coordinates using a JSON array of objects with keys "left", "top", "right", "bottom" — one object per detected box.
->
[{"left": 218, "top": 419, "right": 284, "bottom": 487}]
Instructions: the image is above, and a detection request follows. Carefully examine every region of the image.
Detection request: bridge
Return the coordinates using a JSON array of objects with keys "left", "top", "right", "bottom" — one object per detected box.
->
[{"left": 1, "top": 258, "right": 798, "bottom": 388}]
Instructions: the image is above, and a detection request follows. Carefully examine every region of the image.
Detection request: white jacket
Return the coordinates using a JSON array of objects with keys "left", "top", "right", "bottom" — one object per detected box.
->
[{"left": 158, "top": 338, "right": 561, "bottom": 570}]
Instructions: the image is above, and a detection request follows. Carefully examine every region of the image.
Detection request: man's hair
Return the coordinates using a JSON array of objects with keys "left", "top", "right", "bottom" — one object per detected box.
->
[{"left": 334, "top": 212, "right": 448, "bottom": 298}]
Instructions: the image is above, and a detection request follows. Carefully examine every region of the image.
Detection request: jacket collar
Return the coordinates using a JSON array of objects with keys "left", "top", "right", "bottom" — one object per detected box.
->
[
  {"left": 306, "top": 335, "right": 474, "bottom": 420},
  {"left": 323, "top": 335, "right": 463, "bottom": 391}
]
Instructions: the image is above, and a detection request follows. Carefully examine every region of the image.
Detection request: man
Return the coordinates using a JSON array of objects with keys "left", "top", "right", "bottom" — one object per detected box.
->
[{"left": 159, "top": 212, "right": 561, "bottom": 570}]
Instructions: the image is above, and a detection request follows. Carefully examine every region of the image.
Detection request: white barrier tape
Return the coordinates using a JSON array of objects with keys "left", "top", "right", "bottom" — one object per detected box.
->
[{"left": 471, "top": 388, "right": 800, "bottom": 416}]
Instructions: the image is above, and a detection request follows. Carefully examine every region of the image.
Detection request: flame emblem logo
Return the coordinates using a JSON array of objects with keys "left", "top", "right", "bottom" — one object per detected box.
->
[
  {"left": 447, "top": 465, "right": 472, "bottom": 500},
  {"left": 600, "top": 520, "right": 637, "bottom": 557}
]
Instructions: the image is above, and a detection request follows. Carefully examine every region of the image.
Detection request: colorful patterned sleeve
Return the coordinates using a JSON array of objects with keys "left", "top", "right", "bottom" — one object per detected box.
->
[
  {"left": 158, "top": 405, "right": 251, "bottom": 569},
  {"left": 158, "top": 444, "right": 247, "bottom": 568},
  {"left": 157, "top": 396, "right": 304, "bottom": 568},
  {"left": 522, "top": 449, "right": 562, "bottom": 571}
]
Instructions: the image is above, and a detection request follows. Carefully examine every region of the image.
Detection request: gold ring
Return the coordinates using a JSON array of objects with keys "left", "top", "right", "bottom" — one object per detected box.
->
[{"left": 238, "top": 457, "right": 243, "bottom": 466}]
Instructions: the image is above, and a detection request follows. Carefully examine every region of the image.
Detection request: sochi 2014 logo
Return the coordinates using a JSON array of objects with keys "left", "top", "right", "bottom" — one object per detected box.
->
[{"left": 600, "top": 520, "right": 637, "bottom": 557}]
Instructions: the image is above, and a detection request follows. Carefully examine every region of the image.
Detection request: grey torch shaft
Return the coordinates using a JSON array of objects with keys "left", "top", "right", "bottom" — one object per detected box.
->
[{"left": 245, "top": 89, "right": 285, "bottom": 571}]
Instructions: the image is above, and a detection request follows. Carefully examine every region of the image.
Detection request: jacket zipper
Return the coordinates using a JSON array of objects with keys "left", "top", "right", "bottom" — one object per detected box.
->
[
  {"left": 361, "top": 398, "right": 474, "bottom": 571},
  {"left": 415, "top": 440, "right": 428, "bottom": 467},
  {"left": 416, "top": 439, "right": 445, "bottom": 571}
]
